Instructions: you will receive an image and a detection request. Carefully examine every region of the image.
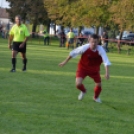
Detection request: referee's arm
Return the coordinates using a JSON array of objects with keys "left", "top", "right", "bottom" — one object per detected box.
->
[
  {"left": 19, "top": 36, "right": 29, "bottom": 48},
  {"left": 8, "top": 35, "right": 14, "bottom": 49}
]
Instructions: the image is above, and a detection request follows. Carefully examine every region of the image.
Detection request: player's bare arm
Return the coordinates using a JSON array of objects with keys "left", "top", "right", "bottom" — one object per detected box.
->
[
  {"left": 105, "top": 65, "right": 110, "bottom": 80},
  {"left": 8, "top": 35, "right": 13, "bottom": 49},
  {"left": 59, "top": 55, "right": 72, "bottom": 67}
]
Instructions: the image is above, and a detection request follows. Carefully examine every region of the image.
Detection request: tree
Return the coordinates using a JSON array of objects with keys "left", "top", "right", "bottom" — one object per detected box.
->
[
  {"left": 6, "top": 0, "right": 28, "bottom": 22},
  {"left": 110, "top": 0, "right": 134, "bottom": 32},
  {"left": 72, "top": 0, "right": 111, "bottom": 33},
  {"left": 45, "top": 0, "right": 78, "bottom": 26},
  {"left": 109, "top": 0, "right": 134, "bottom": 53},
  {"left": 44, "top": 0, "right": 134, "bottom": 38},
  {"left": 25, "top": 0, "right": 50, "bottom": 37},
  {"left": 6, "top": 0, "right": 49, "bottom": 37},
  {"left": 44, "top": 0, "right": 111, "bottom": 34}
]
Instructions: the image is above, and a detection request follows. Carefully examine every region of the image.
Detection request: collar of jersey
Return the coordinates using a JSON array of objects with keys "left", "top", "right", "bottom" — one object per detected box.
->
[
  {"left": 89, "top": 44, "right": 97, "bottom": 52},
  {"left": 15, "top": 24, "right": 23, "bottom": 27}
]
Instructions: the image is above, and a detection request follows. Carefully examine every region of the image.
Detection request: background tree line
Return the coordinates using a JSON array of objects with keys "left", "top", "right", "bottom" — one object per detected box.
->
[
  {"left": 6, "top": 0, "right": 134, "bottom": 37},
  {"left": 6, "top": 0, "right": 50, "bottom": 37}
]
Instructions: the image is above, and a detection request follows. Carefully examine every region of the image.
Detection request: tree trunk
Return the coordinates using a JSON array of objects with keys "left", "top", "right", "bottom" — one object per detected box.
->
[
  {"left": 100, "top": 26, "right": 104, "bottom": 35},
  {"left": 53, "top": 24, "right": 57, "bottom": 36},
  {"left": 117, "top": 31, "right": 123, "bottom": 53},
  {"left": 46, "top": 20, "right": 51, "bottom": 32},
  {"left": 78, "top": 26, "right": 84, "bottom": 34},
  {"left": 32, "top": 23, "right": 37, "bottom": 38},
  {"left": 113, "top": 30, "right": 116, "bottom": 38},
  {"left": 61, "top": 25, "right": 64, "bottom": 31},
  {"left": 95, "top": 26, "right": 99, "bottom": 35}
]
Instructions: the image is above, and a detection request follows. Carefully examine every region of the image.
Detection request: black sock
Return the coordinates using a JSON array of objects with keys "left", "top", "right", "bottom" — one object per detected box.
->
[
  {"left": 23, "top": 58, "right": 27, "bottom": 69},
  {"left": 12, "top": 58, "right": 16, "bottom": 70}
]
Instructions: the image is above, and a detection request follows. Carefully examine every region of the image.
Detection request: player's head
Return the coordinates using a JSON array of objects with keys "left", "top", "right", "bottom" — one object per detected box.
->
[
  {"left": 70, "top": 28, "right": 73, "bottom": 32},
  {"left": 89, "top": 34, "right": 100, "bottom": 50},
  {"left": 79, "top": 33, "right": 83, "bottom": 36},
  {"left": 103, "top": 31, "right": 106, "bottom": 35},
  {"left": 15, "top": 15, "right": 21, "bottom": 25}
]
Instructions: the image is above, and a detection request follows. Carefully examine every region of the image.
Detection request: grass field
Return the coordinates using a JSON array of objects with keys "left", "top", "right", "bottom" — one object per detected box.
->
[{"left": 0, "top": 37, "right": 134, "bottom": 134}]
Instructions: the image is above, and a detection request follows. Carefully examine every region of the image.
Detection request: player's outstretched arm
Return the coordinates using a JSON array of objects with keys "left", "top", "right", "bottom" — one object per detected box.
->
[
  {"left": 105, "top": 65, "right": 110, "bottom": 80},
  {"left": 59, "top": 55, "right": 72, "bottom": 67}
]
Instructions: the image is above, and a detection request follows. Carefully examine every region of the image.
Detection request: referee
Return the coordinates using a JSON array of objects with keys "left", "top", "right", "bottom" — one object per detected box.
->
[{"left": 8, "top": 15, "right": 30, "bottom": 72}]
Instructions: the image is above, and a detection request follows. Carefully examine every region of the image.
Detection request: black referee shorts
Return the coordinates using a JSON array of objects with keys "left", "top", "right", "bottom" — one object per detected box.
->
[{"left": 12, "top": 42, "right": 27, "bottom": 53}]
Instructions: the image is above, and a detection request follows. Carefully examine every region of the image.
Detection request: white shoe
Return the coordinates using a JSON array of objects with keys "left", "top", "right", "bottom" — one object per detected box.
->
[
  {"left": 93, "top": 97, "right": 102, "bottom": 103},
  {"left": 78, "top": 92, "right": 85, "bottom": 100}
]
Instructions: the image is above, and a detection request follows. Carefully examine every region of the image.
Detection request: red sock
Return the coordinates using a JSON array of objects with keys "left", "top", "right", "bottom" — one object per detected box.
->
[
  {"left": 76, "top": 84, "right": 86, "bottom": 93},
  {"left": 94, "top": 86, "right": 102, "bottom": 99}
]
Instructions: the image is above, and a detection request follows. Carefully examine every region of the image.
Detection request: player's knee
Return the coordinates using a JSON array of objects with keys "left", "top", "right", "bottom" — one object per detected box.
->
[
  {"left": 12, "top": 52, "right": 17, "bottom": 58},
  {"left": 95, "top": 83, "right": 101, "bottom": 87},
  {"left": 76, "top": 82, "right": 82, "bottom": 88},
  {"left": 21, "top": 53, "right": 26, "bottom": 59}
]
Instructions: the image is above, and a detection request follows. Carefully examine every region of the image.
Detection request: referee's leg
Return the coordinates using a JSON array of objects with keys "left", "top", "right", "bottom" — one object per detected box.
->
[
  {"left": 20, "top": 52, "right": 27, "bottom": 71},
  {"left": 11, "top": 50, "right": 18, "bottom": 72}
]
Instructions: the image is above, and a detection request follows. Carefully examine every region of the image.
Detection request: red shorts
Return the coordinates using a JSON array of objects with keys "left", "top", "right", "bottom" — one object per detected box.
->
[{"left": 76, "top": 69, "right": 101, "bottom": 83}]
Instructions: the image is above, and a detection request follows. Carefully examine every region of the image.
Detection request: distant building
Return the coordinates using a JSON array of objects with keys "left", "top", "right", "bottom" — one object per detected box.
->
[
  {"left": 0, "top": 7, "right": 11, "bottom": 25},
  {"left": 0, "top": 8, "right": 12, "bottom": 38}
]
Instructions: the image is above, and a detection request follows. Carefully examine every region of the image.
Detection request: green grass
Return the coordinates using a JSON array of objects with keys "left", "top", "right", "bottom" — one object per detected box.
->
[{"left": 0, "top": 37, "right": 134, "bottom": 134}]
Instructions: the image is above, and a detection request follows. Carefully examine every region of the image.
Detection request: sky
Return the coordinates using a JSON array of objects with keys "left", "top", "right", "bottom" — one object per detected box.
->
[{"left": 0, "top": 0, "right": 9, "bottom": 8}]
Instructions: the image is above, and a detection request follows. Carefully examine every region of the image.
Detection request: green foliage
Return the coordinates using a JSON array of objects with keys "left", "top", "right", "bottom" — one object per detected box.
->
[
  {"left": 6, "top": 0, "right": 134, "bottom": 32},
  {"left": 110, "top": 0, "right": 134, "bottom": 31},
  {"left": 44, "top": 0, "right": 134, "bottom": 32},
  {"left": 6, "top": 0, "right": 49, "bottom": 25},
  {"left": 6, "top": 0, "right": 28, "bottom": 22},
  {"left": 46, "top": 0, "right": 110, "bottom": 25},
  {"left": 44, "top": 0, "right": 111, "bottom": 32}
]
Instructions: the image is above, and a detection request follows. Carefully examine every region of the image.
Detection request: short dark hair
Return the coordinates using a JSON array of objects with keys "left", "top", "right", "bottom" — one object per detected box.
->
[
  {"left": 90, "top": 34, "right": 99, "bottom": 39},
  {"left": 15, "top": 15, "right": 21, "bottom": 20}
]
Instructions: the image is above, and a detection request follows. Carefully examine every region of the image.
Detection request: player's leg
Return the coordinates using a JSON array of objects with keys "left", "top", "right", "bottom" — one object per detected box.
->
[
  {"left": 93, "top": 82, "right": 102, "bottom": 103},
  {"left": 76, "top": 77, "right": 87, "bottom": 100},
  {"left": 46, "top": 37, "right": 48, "bottom": 45},
  {"left": 76, "top": 77, "right": 86, "bottom": 93},
  {"left": 76, "top": 69, "right": 87, "bottom": 100},
  {"left": 10, "top": 42, "right": 19, "bottom": 72},
  {"left": 59, "top": 38, "right": 62, "bottom": 47},
  {"left": 71, "top": 39, "right": 74, "bottom": 49},
  {"left": 47, "top": 37, "right": 50, "bottom": 45},
  {"left": 20, "top": 52, "right": 27, "bottom": 71},
  {"left": 76, "top": 42, "right": 79, "bottom": 48},
  {"left": 44, "top": 37, "right": 46, "bottom": 45},
  {"left": 68, "top": 41, "right": 70, "bottom": 49},
  {"left": 106, "top": 42, "right": 109, "bottom": 52},
  {"left": 63, "top": 38, "right": 66, "bottom": 47},
  {"left": 90, "top": 72, "right": 102, "bottom": 103},
  {"left": 11, "top": 50, "right": 18, "bottom": 72},
  {"left": 19, "top": 42, "right": 27, "bottom": 71}
]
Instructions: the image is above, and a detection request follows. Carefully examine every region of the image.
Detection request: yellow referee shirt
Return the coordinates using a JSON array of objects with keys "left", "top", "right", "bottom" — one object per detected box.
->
[
  {"left": 44, "top": 31, "right": 49, "bottom": 38},
  {"left": 9, "top": 24, "right": 30, "bottom": 42},
  {"left": 67, "top": 32, "right": 75, "bottom": 38}
]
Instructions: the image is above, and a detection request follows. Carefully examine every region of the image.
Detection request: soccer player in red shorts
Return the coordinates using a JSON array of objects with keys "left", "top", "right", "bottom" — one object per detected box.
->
[{"left": 59, "top": 34, "right": 111, "bottom": 103}]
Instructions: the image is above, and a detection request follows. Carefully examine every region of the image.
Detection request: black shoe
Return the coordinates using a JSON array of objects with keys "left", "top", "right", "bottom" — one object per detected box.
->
[
  {"left": 10, "top": 69, "right": 16, "bottom": 72},
  {"left": 22, "top": 67, "right": 26, "bottom": 71}
]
